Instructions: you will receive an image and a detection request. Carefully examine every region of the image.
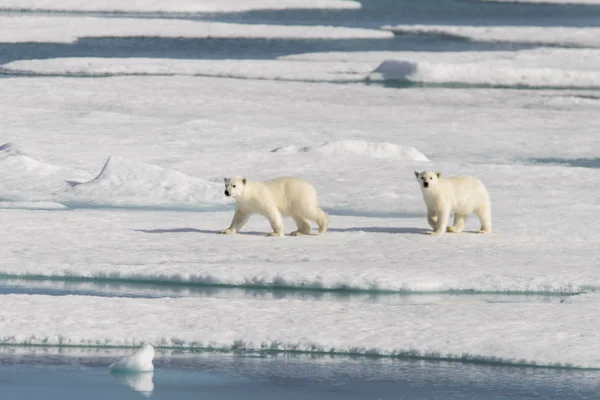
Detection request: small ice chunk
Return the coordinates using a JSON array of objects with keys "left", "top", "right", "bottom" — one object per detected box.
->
[{"left": 109, "top": 344, "right": 155, "bottom": 372}]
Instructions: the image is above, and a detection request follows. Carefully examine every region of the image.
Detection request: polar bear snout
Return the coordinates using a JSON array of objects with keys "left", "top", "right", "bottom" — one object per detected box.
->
[
  {"left": 423, "top": 181, "right": 429, "bottom": 188},
  {"left": 224, "top": 190, "right": 231, "bottom": 197}
]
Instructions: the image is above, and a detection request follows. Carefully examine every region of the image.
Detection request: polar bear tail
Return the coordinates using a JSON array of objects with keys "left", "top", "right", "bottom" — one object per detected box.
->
[{"left": 316, "top": 209, "right": 328, "bottom": 234}]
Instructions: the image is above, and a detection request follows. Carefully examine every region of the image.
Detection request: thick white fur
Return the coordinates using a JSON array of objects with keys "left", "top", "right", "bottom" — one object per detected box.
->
[
  {"left": 414, "top": 171, "right": 492, "bottom": 235},
  {"left": 221, "top": 176, "right": 328, "bottom": 237}
]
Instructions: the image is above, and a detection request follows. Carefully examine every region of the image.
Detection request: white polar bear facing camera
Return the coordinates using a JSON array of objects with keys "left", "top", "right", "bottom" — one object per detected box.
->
[
  {"left": 414, "top": 171, "right": 492, "bottom": 235},
  {"left": 221, "top": 176, "right": 328, "bottom": 237}
]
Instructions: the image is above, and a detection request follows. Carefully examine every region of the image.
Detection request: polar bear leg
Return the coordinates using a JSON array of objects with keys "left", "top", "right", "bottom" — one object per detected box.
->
[
  {"left": 427, "top": 211, "right": 438, "bottom": 229},
  {"left": 447, "top": 214, "right": 467, "bottom": 233},
  {"left": 430, "top": 209, "right": 450, "bottom": 235},
  {"left": 475, "top": 206, "right": 492, "bottom": 234},
  {"left": 291, "top": 216, "right": 312, "bottom": 236},
  {"left": 265, "top": 208, "right": 284, "bottom": 237},
  {"left": 304, "top": 208, "right": 327, "bottom": 234},
  {"left": 221, "top": 210, "right": 250, "bottom": 234},
  {"left": 316, "top": 209, "right": 328, "bottom": 234}
]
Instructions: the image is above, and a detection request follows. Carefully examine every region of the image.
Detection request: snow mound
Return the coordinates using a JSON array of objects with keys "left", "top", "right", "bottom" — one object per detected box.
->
[
  {"left": 272, "top": 140, "right": 429, "bottom": 161},
  {"left": 0, "top": 143, "right": 75, "bottom": 196},
  {"left": 66, "top": 156, "right": 226, "bottom": 207},
  {"left": 369, "top": 59, "right": 600, "bottom": 88},
  {"left": 109, "top": 344, "right": 155, "bottom": 372},
  {"left": 0, "top": 143, "right": 58, "bottom": 174}
]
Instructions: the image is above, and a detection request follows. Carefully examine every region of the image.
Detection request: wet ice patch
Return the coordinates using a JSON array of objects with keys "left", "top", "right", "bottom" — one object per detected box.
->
[
  {"left": 0, "top": 201, "right": 68, "bottom": 210},
  {"left": 271, "top": 140, "right": 429, "bottom": 161},
  {"left": 532, "top": 157, "right": 600, "bottom": 169},
  {"left": 64, "top": 156, "right": 227, "bottom": 208}
]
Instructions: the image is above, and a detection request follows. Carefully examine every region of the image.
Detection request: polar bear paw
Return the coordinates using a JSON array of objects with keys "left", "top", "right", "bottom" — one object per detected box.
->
[
  {"left": 220, "top": 228, "right": 237, "bottom": 235},
  {"left": 428, "top": 230, "right": 444, "bottom": 236},
  {"left": 266, "top": 231, "right": 284, "bottom": 237},
  {"left": 447, "top": 226, "right": 462, "bottom": 233}
]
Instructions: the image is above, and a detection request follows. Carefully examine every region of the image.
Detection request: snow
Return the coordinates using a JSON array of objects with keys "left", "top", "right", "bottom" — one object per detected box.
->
[
  {"left": 109, "top": 344, "right": 155, "bottom": 372},
  {"left": 0, "top": 207, "right": 597, "bottom": 294},
  {"left": 6, "top": 47, "right": 600, "bottom": 88},
  {"left": 1, "top": 57, "right": 599, "bottom": 369},
  {"left": 284, "top": 49, "right": 600, "bottom": 88},
  {"left": 0, "top": 16, "right": 391, "bottom": 44},
  {"left": 271, "top": 140, "right": 430, "bottom": 161},
  {"left": 65, "top": 156, "right": 227, "bottom": 208},
  {"left": 381, "top": 24, "right": 600, "bottom": 48},
  {"left": 369, "top": 59, "right": 600, "bottom": 88},
  {"left": 0, "top": 294, "right": 599, "bottom": 368},
  {"left": 2, "top": 58, "right": 376, "bottom": 83},
  {"left": 0, "top": 0, "right": 361, "bottom": 13}
]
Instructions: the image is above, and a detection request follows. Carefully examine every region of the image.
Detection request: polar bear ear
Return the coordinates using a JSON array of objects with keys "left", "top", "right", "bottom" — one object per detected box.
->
[
  {"left": 414, "top": 171, "right": 419, "bottom": 179},
  {"left": 223, "top": 177, "right": 230, "bottom": 184},
  {"left": 436, "top": 172, "right": 442, "bottom": 178},
  {"left": 242, "top": 178, "right": 247, "bottom": 185}
]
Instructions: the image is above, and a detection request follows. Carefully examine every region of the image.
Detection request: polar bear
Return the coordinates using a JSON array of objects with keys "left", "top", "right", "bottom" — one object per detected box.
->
[
  {"left": 414, "top": 171, "right": 492, "bottom": 235},
  {"left": 221, "top": 176, "right": 328, "bottom": 237}
]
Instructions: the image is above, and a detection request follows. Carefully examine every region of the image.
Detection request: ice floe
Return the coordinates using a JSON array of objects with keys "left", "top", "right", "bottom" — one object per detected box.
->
[
  {"left": 1, "top": 294, "right": 599, "bottom": 368},
  {"left": 0, "top": 16, "right": 391, "bottom": 44},
  {"left": 2, "top": 58, "right": 375, "bottom": 82},
  {"left": 0, "top": 0, "right": 361, "bottom": 13},
  {"left": 381, "top": 24, "right": 600, "bottom": 48}
]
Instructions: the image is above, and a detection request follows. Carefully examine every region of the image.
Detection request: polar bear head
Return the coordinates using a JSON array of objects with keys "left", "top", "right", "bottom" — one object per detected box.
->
[
  {"left": 223, "top": 177, "right": 247, "bottom": 198},
  {"left": 414, "top": 171, "right": 442, "bottom": 189}
]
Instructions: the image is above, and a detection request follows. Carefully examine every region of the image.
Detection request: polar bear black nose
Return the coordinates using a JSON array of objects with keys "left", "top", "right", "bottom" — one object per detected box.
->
[
  {"left": 224, "top": 190, "right": 230, "bottom": 196},
  {"left": 423, "top": 182, "right": 429, "bottom": 188}
]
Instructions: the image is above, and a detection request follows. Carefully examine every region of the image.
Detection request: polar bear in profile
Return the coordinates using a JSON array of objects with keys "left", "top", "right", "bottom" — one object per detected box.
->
[
  {"left": 221, "top": 176, "right": 328, "bottom": 237},
  {"left": 414, "top": 171, "right": 492, "bottom": 235}
]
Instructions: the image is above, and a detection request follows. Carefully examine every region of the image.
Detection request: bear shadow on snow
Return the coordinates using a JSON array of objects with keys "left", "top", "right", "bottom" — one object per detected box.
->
[
  {"left": 134, "top": 228, "right": 266, "bottom": 236},
  {"left": 327, "top": 227, "right": 430, "bottom": 235}
]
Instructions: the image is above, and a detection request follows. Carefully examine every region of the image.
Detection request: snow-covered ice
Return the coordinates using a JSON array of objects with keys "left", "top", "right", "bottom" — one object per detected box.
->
[
  {"left": 0, "top": 16, "right": 391, "bottom": 44},
  {"left": 381, "top": 24, "right": 600, "bottom": 48},
  {"left": 271, "top": 140, "right": 429, "bottom": 161},
  {"left": 1, "top": 3, "right": 600, "bottom": 370},
  {"left": 2, "top": 58, "right": 376, "bottom": 83},
  {"left": 1, "top": 294, "right": 599, "bottom": 368},
  {"left": 0, "top": 0, "right": 361, "bottom": 13},
  {"left": 64, "top": 156, "right": 227, "bottom": 208},
  {"left": 6, "top": 47, "right": 600, "bottom": 88},
  {"left": 109, "top": 344, "right": 155, "bottom": 372}
]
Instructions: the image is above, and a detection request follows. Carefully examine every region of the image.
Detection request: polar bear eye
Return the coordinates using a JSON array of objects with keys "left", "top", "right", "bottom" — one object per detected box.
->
[{"left": 232, "top": 185, "right": 236, "bottom": 188}]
